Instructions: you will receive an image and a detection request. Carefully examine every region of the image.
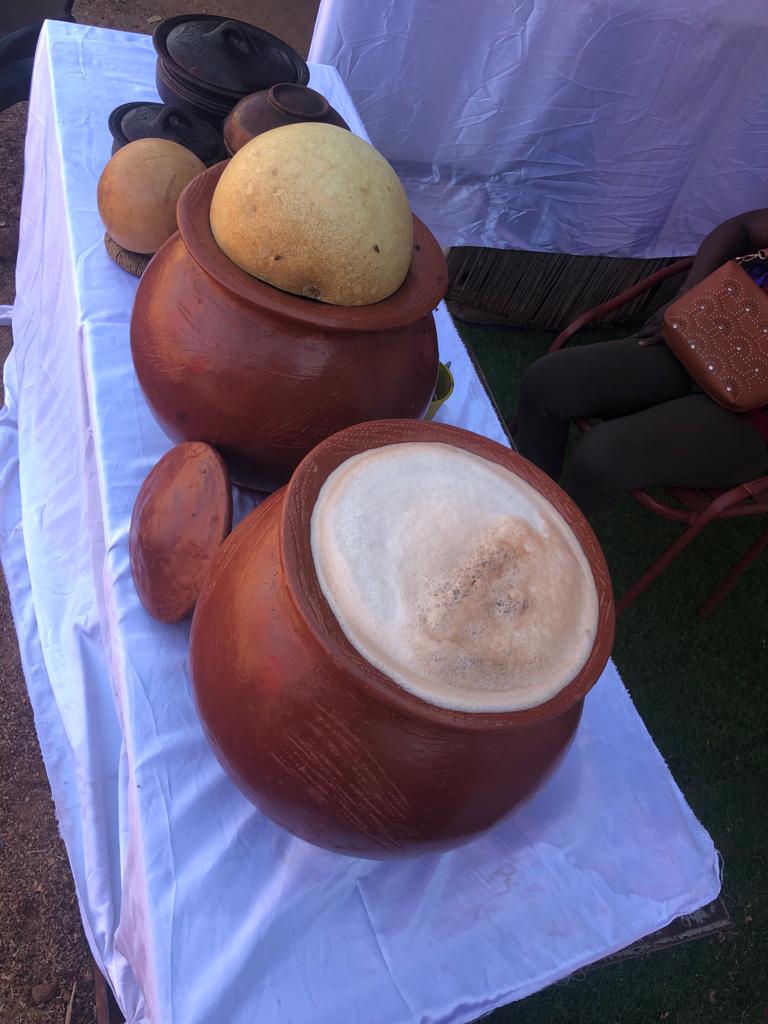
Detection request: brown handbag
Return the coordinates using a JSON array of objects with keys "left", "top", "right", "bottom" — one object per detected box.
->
[{"left": 662, "top": 255, "right": 768, "bottom": 412}]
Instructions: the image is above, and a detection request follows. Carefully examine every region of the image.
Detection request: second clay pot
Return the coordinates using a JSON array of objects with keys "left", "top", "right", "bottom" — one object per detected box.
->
[{"left": 130, "top": 162, "right": 446, "bottom": 490}]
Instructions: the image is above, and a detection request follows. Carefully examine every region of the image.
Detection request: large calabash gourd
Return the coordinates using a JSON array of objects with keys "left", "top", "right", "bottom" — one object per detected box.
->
[
  {"left": 209, "top": 123, "right": 414, "bottom": 306},
  {"left": 97, "top": 138, "right": 206, "bottom": 254}
]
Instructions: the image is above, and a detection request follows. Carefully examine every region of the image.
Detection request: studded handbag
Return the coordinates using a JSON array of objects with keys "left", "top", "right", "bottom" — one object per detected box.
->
[{"left": 661, "top": 254, "right": 768, "bottom": 412}]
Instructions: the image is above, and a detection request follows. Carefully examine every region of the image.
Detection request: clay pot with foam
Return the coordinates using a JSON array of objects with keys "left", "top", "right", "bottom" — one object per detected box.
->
[
  {"left": 130, "top": 162, "right": 445, "bottom": 491},
  {"left": 189, "top": 420, "right": 615, "bottom": 859}
]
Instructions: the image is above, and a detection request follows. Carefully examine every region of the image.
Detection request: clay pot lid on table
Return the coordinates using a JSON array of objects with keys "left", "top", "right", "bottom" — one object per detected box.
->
[
  {"left": 224, "top": 84, "right": 350, "bottom": 154},
  {"left": 153, "top": 14, "right": 309, "bottom": 97},
  {"left": 129, "top": 441, "right": 233, "bottom": 623},
  {"left": 108, "top": 102, "right": 227, "bottom": 166}
]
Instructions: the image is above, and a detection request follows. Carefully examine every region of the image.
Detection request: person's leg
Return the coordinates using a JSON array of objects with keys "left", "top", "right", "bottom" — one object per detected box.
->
[
  {"left": 561, "top": 393, "right": 768, "bottom": 516},
  {"left": 514, "top": 337, "right": 692, "bottom": 480},
  {"left": 0, "top": 24, "right": 42, "bottom": 112},
  {"left": 0, "top": 23, "right": 43, "bottom": 61},
  {"left": 0, "top": 15, "right": 75, "bottom": 113},
  {"left": 0, "top": 57, "right": 34, "bottom": 111}
]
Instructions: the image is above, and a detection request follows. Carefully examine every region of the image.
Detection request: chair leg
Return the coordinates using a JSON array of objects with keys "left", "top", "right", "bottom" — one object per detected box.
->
[
  {"left": 698, "top": 526, "right": 768, "bottom": 618},
  {"left": 616, "top": 519, "right": 710, "bottom": 615}
]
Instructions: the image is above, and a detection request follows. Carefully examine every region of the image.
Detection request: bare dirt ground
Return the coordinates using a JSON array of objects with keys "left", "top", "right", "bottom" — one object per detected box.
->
[{"left": 0, "top": 2, "right": 318, "bottom": 1021}]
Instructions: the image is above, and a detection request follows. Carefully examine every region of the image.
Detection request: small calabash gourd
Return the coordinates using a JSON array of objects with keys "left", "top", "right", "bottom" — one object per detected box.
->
[{"left": 98, "top": 138, "right": 206, "bottom": 254}]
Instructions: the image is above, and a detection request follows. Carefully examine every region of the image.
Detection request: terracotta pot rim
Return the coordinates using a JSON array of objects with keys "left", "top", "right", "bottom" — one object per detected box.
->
[
  {"left": 267, "top": 83, "right": 330, "bottom": 118},
  {"left": 279, "top": 419, "right": 615, "bottom": 733},
  {"left": 176, "top": 161, "right": 449, "bottom": 331}
]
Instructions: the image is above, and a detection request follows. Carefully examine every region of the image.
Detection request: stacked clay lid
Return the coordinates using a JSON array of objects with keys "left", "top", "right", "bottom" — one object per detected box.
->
[
  {"left": 109, "top": 102, "right": 227, "bottom": 166},
  {"left": 224, "top": 84, "right": 350, "bottom": 155},
  {"left": 153, "top": 14, "right": 309, "bottom": 125}
]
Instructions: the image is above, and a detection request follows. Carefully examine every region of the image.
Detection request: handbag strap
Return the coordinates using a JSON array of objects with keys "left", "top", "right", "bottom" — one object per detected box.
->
[{"left": 735, "top": 250, "right": 768, "bottom": 264}]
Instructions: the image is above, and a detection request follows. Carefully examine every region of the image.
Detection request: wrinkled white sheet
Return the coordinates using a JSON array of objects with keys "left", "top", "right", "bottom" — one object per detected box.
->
[
  {"left": 0, "top": 21, "right": 720, "bottom": 1024},
  {"left": 310, "top": 0, "right": 768, "bottom": 257}
]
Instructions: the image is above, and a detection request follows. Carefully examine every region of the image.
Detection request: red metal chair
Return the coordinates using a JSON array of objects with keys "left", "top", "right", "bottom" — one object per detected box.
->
[{"left": 549, "top": 257, "right": 768, "bottom": 618}]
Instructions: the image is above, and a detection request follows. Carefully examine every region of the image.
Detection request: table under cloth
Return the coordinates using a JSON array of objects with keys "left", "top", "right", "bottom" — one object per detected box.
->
[{"left": 0, "top": 21, "right": 720, "bottom": 1024}]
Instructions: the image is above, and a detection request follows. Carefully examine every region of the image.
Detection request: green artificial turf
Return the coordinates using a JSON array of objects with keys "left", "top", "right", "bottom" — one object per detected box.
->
[{"left": 456, "top": 320, "right": 768, "bottom": 1024}]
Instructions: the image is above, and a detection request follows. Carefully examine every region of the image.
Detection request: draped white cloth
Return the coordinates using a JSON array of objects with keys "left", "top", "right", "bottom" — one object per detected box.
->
[
  {"left": 310, "top": 0, "right": 768, "bottom": 256},
  {"left": 0, "top": 21, "right": 720, "bottom": 1024}
]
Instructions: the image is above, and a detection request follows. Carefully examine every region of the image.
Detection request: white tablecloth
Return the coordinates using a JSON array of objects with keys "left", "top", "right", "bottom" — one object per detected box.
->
[
  {"left": 310, "top": 0, "right": 768, "bottom": 257},
  {"left": 0, "top": 22, "right": 720, "bottom": 1024}
]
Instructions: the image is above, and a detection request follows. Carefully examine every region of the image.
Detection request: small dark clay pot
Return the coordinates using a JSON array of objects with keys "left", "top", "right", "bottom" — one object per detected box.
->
[
  {"left": 109, "top": 102, "right": 227, "bottom": 166},
  {"left": 223, "top": 84, "right": 350, "bottom": 154},
  {"left": 189, "top": 419, "right": 615, "bottom": 858},
  {"left": 130, "top": 162, "right": 446, "bottom": 491}
]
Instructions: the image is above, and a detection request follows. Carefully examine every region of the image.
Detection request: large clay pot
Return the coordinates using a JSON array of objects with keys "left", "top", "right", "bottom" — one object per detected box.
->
[
  {"left": 190, "top": 420, "right": 615, "bottom": 858},
  {"left": 131, "top": 163, "right": 445, "bottom": 490}
]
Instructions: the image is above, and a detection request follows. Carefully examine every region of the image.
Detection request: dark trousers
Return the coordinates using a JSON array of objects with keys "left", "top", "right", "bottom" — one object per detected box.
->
[
  {"left": 0, "top": 24, "right": 42, "bottom": 111},
  {"left": 514, "top": 337, "right": 768, "bottom": 515},
  {"left": 0, "top": 5, "right": 74, "bottom": 112}
]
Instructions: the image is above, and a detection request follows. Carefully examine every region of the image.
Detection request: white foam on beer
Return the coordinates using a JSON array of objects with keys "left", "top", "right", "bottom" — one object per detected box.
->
[{"left": 310, "top": 443, "right": 599, "bottom": 713}]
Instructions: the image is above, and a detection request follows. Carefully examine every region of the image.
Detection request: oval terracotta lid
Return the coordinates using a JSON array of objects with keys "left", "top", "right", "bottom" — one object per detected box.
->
[{"left": 130, "top": 442, "right": 233, "bottom": 623}]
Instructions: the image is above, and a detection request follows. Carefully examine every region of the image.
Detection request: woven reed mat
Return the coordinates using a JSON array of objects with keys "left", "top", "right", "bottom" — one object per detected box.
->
[{"left": 104, "top": 233, "right": 152, "bottom": 277}]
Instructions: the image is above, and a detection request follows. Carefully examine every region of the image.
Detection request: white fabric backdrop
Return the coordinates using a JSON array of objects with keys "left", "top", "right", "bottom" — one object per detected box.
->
[
  {"left": 310, "top": 0, "right": 768, "bottom": 257},
  {"left": 0, "top": 22, "right": 720, "bottom": 1024}
]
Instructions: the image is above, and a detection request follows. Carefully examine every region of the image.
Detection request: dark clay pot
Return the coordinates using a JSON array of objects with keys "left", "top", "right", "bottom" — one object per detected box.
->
[
  {"left": 223, "top": 84, "right": 350, "bottom": 155},
  {"left": 109, "top": 102, "right": 227, "bottom": 166},
  {"left": 189, "top": 419, "right": 615, "bottom": 859},
  {"left": 130, "top": 162, "right": 445, "bottom": 491},
  {"left": 155, "top": 59, "right": 235, "bottom": 127},
  {"left": 153, "top": 14, "right": 309, "bottom": 127}
]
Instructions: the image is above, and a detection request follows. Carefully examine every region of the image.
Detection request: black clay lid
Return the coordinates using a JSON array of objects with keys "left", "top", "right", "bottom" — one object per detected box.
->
[
  {"left": 153, "top": 15, "right": 309, "bottom": 95},
  {"left": 108, "top": 102, "right": 227, "bottom": 165}
]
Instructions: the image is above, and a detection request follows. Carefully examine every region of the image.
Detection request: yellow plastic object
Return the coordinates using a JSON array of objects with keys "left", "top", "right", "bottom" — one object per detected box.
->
[{"left": 425, "top": 362, "right": 454, "bottom": 420}]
